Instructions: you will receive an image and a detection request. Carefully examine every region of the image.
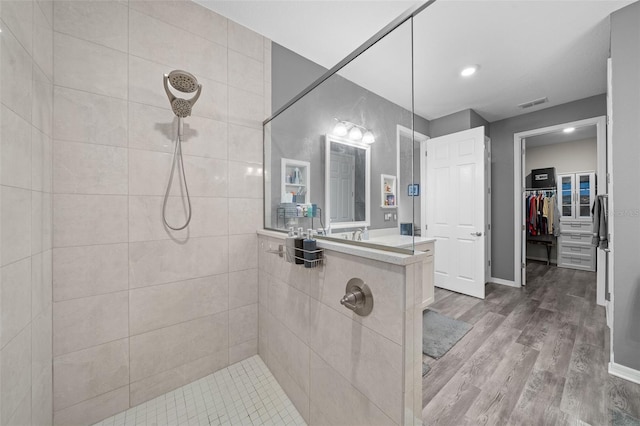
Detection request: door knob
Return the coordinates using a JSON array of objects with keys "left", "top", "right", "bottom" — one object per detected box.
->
[{"left": 471, "top": 232, "right": 482, "bottom": 236}]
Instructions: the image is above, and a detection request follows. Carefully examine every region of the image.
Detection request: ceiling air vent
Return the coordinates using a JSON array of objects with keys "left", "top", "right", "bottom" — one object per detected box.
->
[{"left": 517, "top": 97, "right": 548, "bottom": 109}]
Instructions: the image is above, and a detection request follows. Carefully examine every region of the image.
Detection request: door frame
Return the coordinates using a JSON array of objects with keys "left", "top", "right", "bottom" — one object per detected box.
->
[
  {"left": 513, "top": 115, "right": 607, "bottom": 305},
  {"left": 397, "top": 125, "right": 429, "bottom": 233}
]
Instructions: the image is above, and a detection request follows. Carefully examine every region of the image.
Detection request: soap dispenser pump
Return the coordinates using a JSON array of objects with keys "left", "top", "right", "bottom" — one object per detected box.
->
[{"left": 303, "top": 229, "right": 317, "bottom": 268}]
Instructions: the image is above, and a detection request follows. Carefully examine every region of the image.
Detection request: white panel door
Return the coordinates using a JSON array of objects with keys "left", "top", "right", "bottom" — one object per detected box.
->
[
  {"left": 330, "top": 152, "right": 355, "bottom": 222},
  {"left": 425, "top": 127, "right": 486, "bottom": 299}
]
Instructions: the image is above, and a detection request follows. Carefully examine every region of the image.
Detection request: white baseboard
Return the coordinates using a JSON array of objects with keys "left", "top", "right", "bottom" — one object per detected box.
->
[
  {"left": 609, "top": 362, "right": 640, "bottom": 385},
  {"left": 489, "top": 277, "right": 519, "bottom": 288}
]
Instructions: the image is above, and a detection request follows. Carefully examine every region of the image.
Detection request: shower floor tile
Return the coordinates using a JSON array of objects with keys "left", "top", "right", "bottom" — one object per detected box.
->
[{"left": 93, "top": 355, "right": 306, "bottom": 426}]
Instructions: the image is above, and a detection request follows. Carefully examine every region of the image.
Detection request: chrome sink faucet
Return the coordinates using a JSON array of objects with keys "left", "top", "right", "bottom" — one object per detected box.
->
[{"left": 353, "top": 229, "right": 363, "bottom": 241}]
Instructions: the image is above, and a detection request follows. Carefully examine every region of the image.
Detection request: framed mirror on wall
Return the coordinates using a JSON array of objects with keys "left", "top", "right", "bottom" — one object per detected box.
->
[{"left": 324, "top": 134, "right": 371, "bottom": 231}]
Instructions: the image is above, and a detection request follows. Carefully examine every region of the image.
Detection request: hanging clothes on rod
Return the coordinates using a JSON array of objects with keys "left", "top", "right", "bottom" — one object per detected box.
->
[{"left": 525, "top": 188, "right": 557, "bottom": 237}]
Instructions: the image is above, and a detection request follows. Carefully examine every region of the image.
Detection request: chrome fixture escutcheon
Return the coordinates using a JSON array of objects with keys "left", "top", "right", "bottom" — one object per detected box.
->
[{"left": 340, "top": 278, "right": 373, "bottom": 316}]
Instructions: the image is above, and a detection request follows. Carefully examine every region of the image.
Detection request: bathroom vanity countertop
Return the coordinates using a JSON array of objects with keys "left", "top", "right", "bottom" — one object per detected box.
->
[
  {"left": 367, "top": 234, "right": 436, "bottom": 248},
  {"left": 257, "top": 229, "right": 429, "bottom": 266}
]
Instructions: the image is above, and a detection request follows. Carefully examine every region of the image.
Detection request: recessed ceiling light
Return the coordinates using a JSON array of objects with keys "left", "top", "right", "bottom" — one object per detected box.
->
[
  {"left": 563, "top": 127, "right": 575, "bottom": 133},
  {"left": 460, "top": 65, "right": 478, "bottom": 77}
]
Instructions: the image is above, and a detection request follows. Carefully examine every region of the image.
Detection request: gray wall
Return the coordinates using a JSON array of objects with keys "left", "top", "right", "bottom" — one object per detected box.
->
[
  {"left": 610, "top": 1, "right": 640, "bottom": 371},
  {"left": 270, "top": 43, "right": 429, "bottom": 231},
  {"left": 429, "top": 108, "right": 489, "bottom": 138},
  {"left": 489, "top": 94, "right": 606, "bottom": 280}
]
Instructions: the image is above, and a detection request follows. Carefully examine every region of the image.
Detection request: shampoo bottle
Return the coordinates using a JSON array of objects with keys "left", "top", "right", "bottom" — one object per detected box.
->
[
  {"left": 303, "top": 229, "right": 317, "bottom": 268},
  {"left": 294, "top": 227, "right": 305, "bottom": 265},
  {"left": 285, "top": 227, "right": 295, "bottom": 263},
  {"left": 363, "top": 226, "right": 369, "bottom": 240}
]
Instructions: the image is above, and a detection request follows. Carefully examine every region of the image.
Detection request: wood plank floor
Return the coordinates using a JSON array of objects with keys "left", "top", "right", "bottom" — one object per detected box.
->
[{"left": 422, "top": 262, "right": 640, "bottom": 426}]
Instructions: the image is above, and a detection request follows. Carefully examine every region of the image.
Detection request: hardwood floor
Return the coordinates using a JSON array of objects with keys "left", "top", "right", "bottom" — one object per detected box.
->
[{"left": 422, "top": 262, "right": 640, "bottom": 426}]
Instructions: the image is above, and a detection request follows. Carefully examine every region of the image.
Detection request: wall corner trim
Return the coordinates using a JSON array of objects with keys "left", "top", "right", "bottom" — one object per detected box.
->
[
  {"left": 489, "top": 277, "right": 519, "bottom": 288},
  {"left": 609, "top": 362, "right": 640, "bottom": 385}
]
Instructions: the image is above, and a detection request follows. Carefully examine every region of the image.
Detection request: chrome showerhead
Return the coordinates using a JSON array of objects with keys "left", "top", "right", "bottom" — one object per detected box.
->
[
  {"left": 168, "top": 70, "right": 199, "bottom": 93},
  {"left": 163, "top": 70, "right": 202, "bottom": 118}
]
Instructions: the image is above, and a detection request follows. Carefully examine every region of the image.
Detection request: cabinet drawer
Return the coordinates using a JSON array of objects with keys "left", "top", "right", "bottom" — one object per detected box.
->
[
  {"left": 560, "top": 244, "right": 594, "bottom": 258},
  {"left": 560, "top": 233, "right": 593, "bottom": 245},
  {"left": 562, "top": 221, "right": 593, "bottom": 233},
  {"left": 558, "top": 253, "right": 595, "bottom": 271}
]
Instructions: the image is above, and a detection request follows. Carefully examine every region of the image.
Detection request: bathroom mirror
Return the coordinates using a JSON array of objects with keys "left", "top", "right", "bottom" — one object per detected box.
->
[{"left": 325, "top": 134, "right": 371, "bottom": 230}]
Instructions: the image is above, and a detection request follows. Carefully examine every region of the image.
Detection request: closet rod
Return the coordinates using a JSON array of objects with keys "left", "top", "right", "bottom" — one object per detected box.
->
[{"left": 525, "top": 187, "right": 556, "bottom": 191}]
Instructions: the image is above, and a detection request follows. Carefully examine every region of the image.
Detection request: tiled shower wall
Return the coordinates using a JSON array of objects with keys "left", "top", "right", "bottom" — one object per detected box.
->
[
  {"left": 1, "top": 1, "right": 54, "bottom": 425},
  {"left": 50, "top": 1, "right": 269, "bottom": 424}
]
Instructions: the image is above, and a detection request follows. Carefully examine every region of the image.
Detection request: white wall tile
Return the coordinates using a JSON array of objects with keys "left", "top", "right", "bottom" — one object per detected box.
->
[
  {"left": 1, "top": 186, "right": 31, "bottom": 266},
  {"left": 37, "top": 0, "right": 53, "bottom": 28},
  {"left": 31, "top": 250, "right": 52, "bottom": 320},
  {"left": 228, "top": 124, "right": 262, "bottom": 164},
  {"left": 308, "top": 300, "right": 403, "bottom": 423},
  {"left": 0, "top": 257, "right": 32, "bottom": 349},
  {"left": 129, "top": 195, "right": 229, "bottom": 242},
  {"left": 31, "top": 192, "right": 43, "bottom": 255},
  {"left": 228, "top": 338, "right": 257, "bottom": 365},
  {"left": 54, "top": 32, "right": 127, "bottom": 99},
  {"left": 54, "top": 1, "right": 128, "bottom": 53},
  {"left": 53, "top": 385, "right": 129, "bottom": 426},
  {"left": 129, "top": 236, "right": 229, "bottom": 288},
  {"left": 129, "top": 149, "right": 228, "bottom": 197},
  {"left": 129, "top": 0, "right": 227, "bottom": 47},
  {"left": 309, "top": 352, "right": 395, "bottom": 426},
  {"left": 53, "top": 243, "right": 128, "bottom": 302},
  {"left": 0, "top": 23, "right": 33, "bottom": 122},
  {"left": 1, "top": 105, "right": 32, "bottom": 189},
  {"left": 229, "top": 268, "right": 258, "bottom": 309},
  {"left": 53, "top": 291, "right": 128, "bottom": 356},
  {"left": 129, "top": 349, "right": 228, "bottom": 407},
  {"left": 6, "top": 392, "right": 32, "bottom": 426},
  {"left": 41, "top": 192, "right": 53, "bottom": 250},
  {"left": 32, "top": 64, "right": 53, "bottom": 137},
  {"left": 229, "top": 303, "right": 257, "bottom": 347},
  {"left": 129, "top": 10, "right": 227, "bottom": 83},
  {"left": 53, "top": 339, "right": 129, "bottom": 411},
  {"left": 33, "top": 2, "right": 53, "bottom": 81},
  {"left": 31, "top": 304, "right": 53, "bottom": 426},
  {"left": 228, "top": 20, "right": 263, "bottom": 62},
  {"left": 130, "top": 274, "right": 229, "bottom": 336},
  {"left": 0, "top": 325, "right": 31, "bottom": 426},
  {"left": 228, "top": 160, "right": 263, "bottom": 199},
  {"left": 31, "top": 127, "right": 52, "bottom": 192},
  {"left": 228, "top": 50, "right": 263, "bottom": 96},
  {"left": 228, "top": 198, "right": 262, "bottom": 235},
  {"left": 267, "top": 346, "right": 309, "bottom": 423},
  {"left": 267, "top": 315, "right": 309, "bottom": 395},
  {"left": 129, "top": 312, "right": 228, "bottom": 382},
  {"left": 228, "top": 87, "right": 264, "bottom": 129},
  {"left": 268, "top": 275, "right": 310, "bottom": 345},
  {"left": 53, "top": 140, "right": 128, "bottom": 195},
  {"left": 0, "top": 0, "right": 33, "bottom": 55},
  {"left": 129, "top": 102, "right": 228, "bottom": 159},
  {"left": 53, "top": 86, "right": 127, "bottom": 147},
  {"left": 53, "top": 194, "right": 127, "bottom": 247},
  {"left": 229, "top": 234, "right": 258, "bottom": 272}
]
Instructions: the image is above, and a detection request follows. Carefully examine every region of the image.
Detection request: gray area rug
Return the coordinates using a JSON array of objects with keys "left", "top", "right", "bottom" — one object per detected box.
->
[
  {"left": 422, "top": 363, "right": 431, "bottom": 377},
  {"left": 423, "top": 309, "right": 473, "bottom": 359},
  {"left": 611, "top": 409, "right": 640, "bottom": 426}
]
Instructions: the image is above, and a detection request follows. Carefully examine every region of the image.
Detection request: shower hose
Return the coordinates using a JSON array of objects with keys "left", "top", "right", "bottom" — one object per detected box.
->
[{"left": 162, "top": 122, "right": 192, "bottom": 230}]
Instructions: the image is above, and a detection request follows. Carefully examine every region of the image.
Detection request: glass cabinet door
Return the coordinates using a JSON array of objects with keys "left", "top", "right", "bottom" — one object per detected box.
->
[
  {"left": 577, "top": 172, "right": 595, "bottom": 220},
  {"left": 558, "top": 174, "right": 575, "bottom": 220}
]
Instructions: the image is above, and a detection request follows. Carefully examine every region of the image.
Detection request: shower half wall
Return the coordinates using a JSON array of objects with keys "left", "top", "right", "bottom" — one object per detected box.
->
[{"left": 49, "top": 2, "right": 269, "bottom": 424}]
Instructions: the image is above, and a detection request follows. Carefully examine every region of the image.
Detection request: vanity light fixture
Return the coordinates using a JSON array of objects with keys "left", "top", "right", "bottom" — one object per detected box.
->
[
  {"left": 332, "top": 119, "right": 375, "bottom": 144},
  {"left": 563, "top": 127, "right": 576, "bottom": 133},
  {"left": 460, "top": 65, "right": 479, "bottom": 77}
]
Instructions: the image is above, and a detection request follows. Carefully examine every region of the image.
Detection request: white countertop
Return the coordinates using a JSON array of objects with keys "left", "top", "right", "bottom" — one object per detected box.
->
[
  {"left": 257, "top": 229, "right": 430, "bottom": 266},
  {"left": 366, "top": 234, "right": 436, "bottom": 248}
]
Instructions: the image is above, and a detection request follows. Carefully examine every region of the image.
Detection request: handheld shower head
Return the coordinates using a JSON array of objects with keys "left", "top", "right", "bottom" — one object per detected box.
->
[
  {"left": 168, "top": 70, "right": 199, "bottom": 93},
  {"left": 163, "top": 70, "right": 202, "bottom": 118}
]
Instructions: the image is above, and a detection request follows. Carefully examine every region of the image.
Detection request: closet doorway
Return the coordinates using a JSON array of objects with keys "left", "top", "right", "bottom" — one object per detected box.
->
[{"left": 513, "top": 116, "right": 607, "bottom": 306}]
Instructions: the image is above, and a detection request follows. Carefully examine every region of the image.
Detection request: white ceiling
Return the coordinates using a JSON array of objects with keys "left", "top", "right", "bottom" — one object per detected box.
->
[
  {"left": 197, "top": 0, "right": 632, "bottom": 122},
  {"left": 526, "top": 125, "right": 597, "bottom": 148}
]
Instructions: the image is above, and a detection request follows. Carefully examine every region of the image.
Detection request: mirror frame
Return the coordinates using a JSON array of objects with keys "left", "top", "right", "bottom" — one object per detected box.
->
[{"left": 324, "top": 134, "right": 371, "bottom": 231}]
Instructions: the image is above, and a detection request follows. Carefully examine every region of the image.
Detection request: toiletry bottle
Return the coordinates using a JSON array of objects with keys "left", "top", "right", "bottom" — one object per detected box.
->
[
  {"left": 285, "top": 227, "right": 295, "bottom": 263},
  {"left": 363, "top": 226, "right": 369, "bottom": 240},
  {"left": 303, "top": 229, "right": 316, "bottom": 268},
  {"left": 294, "top": 168, "right": 301, "bottom": 184},
  {"left": 294, "top": 227, "right": 305, "bottom": 265}
]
